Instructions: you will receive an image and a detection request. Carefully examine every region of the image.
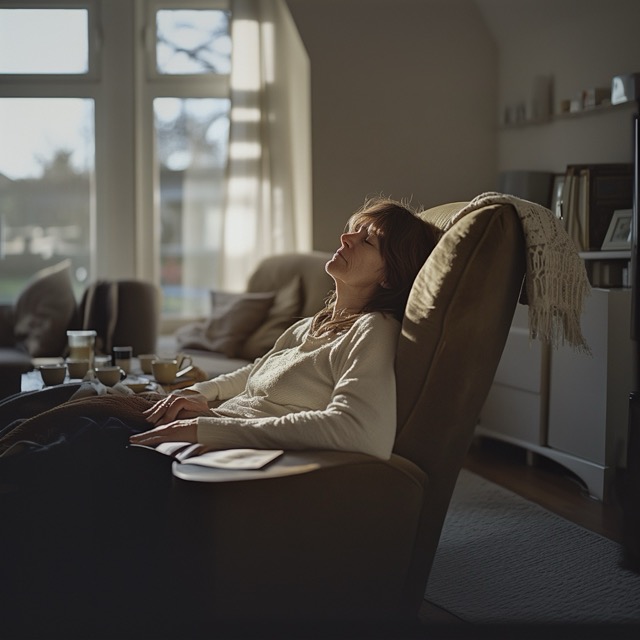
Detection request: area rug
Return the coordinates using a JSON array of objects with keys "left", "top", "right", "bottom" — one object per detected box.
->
[{"left": 425, "top": 469, "right": 640, "bottom": 625}]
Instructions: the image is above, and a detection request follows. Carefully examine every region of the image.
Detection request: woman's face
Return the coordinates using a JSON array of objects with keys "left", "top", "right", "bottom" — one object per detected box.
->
[{"left": 325, "top": 223, "right": 386, "bottom": 301}]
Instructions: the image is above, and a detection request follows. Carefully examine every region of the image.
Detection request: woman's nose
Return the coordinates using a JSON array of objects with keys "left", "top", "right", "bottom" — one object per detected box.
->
[
  {"left": 340, "top": 231, "right": 353, "bottom": 246},
  {"left": 341, "top": 228, "right": 363, "bottom": 245}
]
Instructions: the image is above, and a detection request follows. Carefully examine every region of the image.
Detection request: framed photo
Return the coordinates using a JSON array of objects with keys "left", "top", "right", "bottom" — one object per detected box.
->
[
  {"left": 550, "top": 174, "right": 565, "bottom": 218},
  {"left": 601, "top": 209, "right": 632, "bottom": 250}
]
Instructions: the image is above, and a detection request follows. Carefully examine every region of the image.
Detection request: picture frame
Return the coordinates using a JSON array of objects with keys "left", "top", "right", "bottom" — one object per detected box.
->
[
  {"left": 550, "top": 173, "right": 565, "bottom": 219},
  {"left": 601, "top": 209, "right": 632, "bottom": 250}
]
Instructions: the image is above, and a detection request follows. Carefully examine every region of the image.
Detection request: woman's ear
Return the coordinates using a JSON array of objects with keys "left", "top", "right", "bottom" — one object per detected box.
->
[{"left": 380, "top": 280, "right": 391, "bottom": 289}]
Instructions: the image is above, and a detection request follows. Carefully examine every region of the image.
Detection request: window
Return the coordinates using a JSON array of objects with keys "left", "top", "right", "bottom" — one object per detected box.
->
[
  {"left": 154, "top": 97, "right": 230, "bottom": 315},
  {"left": 154, "top": 8, "right": 231, "bottom": 76},
  {"left": 0, "top": 2, "right": 98, "bottom": 302},
  {"left": 0, "top": 0, "right": 230, "bottom": 317},
  {"left": 0, "top": 7, "right": 90, "bottom": 74},
  {"left": 0, "top": 98, "right": 94, "bottom": 299},
  {"left": 143, "top": 3, "right": 232, "bottom": 316}
]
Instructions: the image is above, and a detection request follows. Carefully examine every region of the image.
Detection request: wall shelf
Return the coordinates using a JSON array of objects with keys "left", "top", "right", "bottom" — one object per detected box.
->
[
  {"left": 580, "top": 250, "right": 631, "bottom": 261},
  {"left": 500, "top": 100, "right": 637, "bottom": 130}
]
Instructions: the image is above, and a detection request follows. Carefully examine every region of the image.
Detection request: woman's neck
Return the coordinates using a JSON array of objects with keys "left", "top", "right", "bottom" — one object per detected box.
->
[{"left": 332, "top": 287, "right": 374, "bottom": 319}]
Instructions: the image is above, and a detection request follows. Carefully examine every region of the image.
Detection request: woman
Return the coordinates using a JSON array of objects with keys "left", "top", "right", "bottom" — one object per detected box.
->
[
  {"left": 131, "top": 196, "right": 439, "bottom": 459},
  {"left": 0, "top": 196, "right": 438, "bottom": 638}
]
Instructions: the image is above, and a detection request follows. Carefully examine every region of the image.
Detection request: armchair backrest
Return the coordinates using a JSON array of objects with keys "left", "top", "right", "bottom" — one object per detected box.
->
[
  {"left": 77, "top": 280, "right": 161, "bottom": 356},
  {"left": 393, "top": 201, "right": 526, "bottom": 607}
]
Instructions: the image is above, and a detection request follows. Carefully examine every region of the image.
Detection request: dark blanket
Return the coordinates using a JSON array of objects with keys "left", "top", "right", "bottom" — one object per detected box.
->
[
  {"left": 0, "top": 393, "right": 175, "bottom": 639},
  {"left": 0, "top": 391, "right": 163, "bottom": 455}
]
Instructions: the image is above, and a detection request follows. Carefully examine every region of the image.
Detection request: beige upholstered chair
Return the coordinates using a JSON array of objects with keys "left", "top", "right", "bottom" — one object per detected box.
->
[{"left": 161, "top": 201, "right": 526, "bottom": 628}]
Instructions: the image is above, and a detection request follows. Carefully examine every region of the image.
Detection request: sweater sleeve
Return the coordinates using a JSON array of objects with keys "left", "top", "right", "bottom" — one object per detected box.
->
[
  {"left": 185, "top": 363, "right": 253, "bottom": 402},
  {"left": 183, "top": 318, "right": 310, "bottom": 401},
  {"left": 195, "top": 314, "right": 400, "bottom": 459}
]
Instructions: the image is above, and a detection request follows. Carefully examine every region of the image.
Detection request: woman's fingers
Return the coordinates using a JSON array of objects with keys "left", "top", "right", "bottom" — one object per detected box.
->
[
  {"left": 144, "top": 397, "right": 191, "bottom": 425},
  {"left": 130, "top": 419, "right": 198, "bottom": 445},
  {"left": 143, "top": 394, "right": 209, "bottom": 426}
]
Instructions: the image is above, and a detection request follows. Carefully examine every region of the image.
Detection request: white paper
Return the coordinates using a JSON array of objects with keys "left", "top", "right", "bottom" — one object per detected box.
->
[{"left": 183, "top": 448, "right": 284, "bottom": 469}]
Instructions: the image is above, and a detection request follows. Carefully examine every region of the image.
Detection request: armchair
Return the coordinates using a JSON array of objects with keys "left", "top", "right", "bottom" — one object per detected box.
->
[{"left": 159, "top": 200, "right": 526, "bottom": 629}]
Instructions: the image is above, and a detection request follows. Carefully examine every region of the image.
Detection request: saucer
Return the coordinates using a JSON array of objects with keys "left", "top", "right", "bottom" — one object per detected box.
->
[{"left": 122, "top": 377, "right": 150, "bottom": 393}]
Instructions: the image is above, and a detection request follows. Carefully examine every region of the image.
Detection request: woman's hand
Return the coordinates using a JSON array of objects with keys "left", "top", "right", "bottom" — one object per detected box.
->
[
  {"left": 129, "top": 419, "right": 198, "bottom": 446},
  {"left": 143, "top": 392, "right": 210, "bottom": 427}
]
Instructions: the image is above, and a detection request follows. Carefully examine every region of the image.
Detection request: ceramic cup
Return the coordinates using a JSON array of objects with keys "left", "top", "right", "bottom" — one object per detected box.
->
[
  {"left": 94, "top": 365, "right": 126, "bottom": 387},
  {"left": 152, "top": 358, "right": 180, "bottom": 385},
  {"left": 112, "top": 346, "right": 133, "bottom": 374},
  {"left": 39, "top": 363, "right": 67, "bottom": 386},
  {"left": 138, "top": 353, "right": 157, "bottom": 375},
  {"left": 66, "top": 358, "right": 90, "bottom": 379}
]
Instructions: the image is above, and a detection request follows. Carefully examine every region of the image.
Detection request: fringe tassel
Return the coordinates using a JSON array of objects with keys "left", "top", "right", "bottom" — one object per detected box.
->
[{"left": 451, "top": 192, "right": 592, "bottom": 355}]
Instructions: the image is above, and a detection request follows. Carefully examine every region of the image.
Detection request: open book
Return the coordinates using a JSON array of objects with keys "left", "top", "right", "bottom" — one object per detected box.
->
[{"left": 131, "top": 441, "right": 283, "bottom": 470}]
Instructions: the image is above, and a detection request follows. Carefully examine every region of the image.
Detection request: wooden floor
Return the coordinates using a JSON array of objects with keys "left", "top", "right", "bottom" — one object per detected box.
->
[{"left": 464, "top": 436, "right": 624, "bottom": 543}]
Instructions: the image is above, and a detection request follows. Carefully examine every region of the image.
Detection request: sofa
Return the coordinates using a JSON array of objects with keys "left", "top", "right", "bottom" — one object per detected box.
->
[
  {"left": 0, "top": 260, "right": 160, "bottom": 398},
  {"left": 158, "top": 251, "right": 334, "bottom": 378}
]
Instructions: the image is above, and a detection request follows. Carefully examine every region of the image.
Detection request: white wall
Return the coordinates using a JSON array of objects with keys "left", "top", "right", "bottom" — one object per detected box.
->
[
  {"left": 286, "top": 0, "right": 498, "bottom": 252},
  {"left": 287, "top": 0, "right": 640, "bottom": 250},
  {"left": 476, "top": 0, "right": 640, "bottom": 173}
]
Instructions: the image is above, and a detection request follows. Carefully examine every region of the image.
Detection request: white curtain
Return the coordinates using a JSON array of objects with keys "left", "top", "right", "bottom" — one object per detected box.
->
[{"left": 219, "top": 0, "right": 312, "bottom": 291}]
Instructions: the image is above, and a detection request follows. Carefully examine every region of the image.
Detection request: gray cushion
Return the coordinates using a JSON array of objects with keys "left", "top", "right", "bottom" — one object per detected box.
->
[{"left": 13, "top": 260, "right": 77, "bottom": 358}]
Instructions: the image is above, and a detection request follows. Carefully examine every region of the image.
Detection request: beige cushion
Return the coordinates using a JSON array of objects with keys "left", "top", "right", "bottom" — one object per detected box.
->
[
  {"left": 240, "top": 275, "right": 303, "bottom": 360},
  {"left": 13, "top": 260, "right": 77, "bottom": 357},
  {"left": 246, "top": 251, "right": 333, "bottom": 318},
  {"left": 175, "top": 291, "right": 275, "bottom": 358}
]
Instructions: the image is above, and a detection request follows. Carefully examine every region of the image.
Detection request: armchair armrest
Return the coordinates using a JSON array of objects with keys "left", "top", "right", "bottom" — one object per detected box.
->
[
  {"left": 172, "top": 449, "right": 425, "bottom": 486},
  {"left": 163, "top": 451, "right": 427, "bottom": 624}
]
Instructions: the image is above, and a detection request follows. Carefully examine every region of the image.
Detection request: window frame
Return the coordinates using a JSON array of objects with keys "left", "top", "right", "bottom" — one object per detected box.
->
[
  {"left": 135, "top": 0, "right": 231, "bottom": 306},
  {"left": 0, "top": 0, "right": 232, "bottom": 316},
  {"left": 0, "top": 0, "right": 102, "bottom": 294}
]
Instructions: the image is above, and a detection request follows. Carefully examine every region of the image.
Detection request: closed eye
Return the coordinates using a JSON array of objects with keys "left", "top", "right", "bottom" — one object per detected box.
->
[{"left": 365, "top": 234, "right": 380, "bottom": 249}]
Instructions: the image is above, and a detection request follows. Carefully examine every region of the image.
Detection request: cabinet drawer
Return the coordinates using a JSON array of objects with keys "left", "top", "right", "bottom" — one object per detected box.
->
[
  {"left": 492, "top": 325, "right": 545, "bottom": 393},
  {"left": 479, "top": 383, "right": 544, "bottom": 445}
]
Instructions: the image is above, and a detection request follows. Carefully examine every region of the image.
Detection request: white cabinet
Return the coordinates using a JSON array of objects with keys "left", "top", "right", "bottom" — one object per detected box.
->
[
  {"left": 477, "top": 288, "right": 633, "bottom": 502},
  {"left": 478, "top": 303, "right": 549, "bottom": 446}
]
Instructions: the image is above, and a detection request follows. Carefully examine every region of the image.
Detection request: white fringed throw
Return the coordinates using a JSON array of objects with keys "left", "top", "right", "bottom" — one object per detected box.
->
[{"left": 449, "top": 192, "right": 592, "bottom": 354}]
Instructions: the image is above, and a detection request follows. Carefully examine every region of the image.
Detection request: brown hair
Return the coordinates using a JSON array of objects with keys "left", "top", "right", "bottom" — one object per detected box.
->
[{"left": 311, "top": 196, "right": 440, "bottom": 336}]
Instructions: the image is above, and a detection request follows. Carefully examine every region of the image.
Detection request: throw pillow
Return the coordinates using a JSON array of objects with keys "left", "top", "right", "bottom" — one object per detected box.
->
[
  {"left": 13, "top": 260, "right": 78, "bottom": 357},
  {"left": 175, "top": 291, "right": 275, "bottom": 358},
  {"left": 240, "top": 275, "right": 303, "bottom": 360}
]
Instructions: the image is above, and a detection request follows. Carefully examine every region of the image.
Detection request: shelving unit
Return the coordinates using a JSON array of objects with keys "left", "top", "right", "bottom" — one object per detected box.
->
[
  {"left": 478, "top": 93, "right": 637, "bottom": 502},
  {"left": 580, "top": 250, "right": 632, "bottom": 288}
]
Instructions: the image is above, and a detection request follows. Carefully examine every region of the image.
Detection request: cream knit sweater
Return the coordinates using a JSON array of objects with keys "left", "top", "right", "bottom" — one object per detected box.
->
[{"left": 186, "top": 312, "right": 400, "bottom": 459}]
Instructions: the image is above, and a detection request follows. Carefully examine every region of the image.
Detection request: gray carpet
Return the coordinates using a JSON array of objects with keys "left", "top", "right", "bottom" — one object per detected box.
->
[{"left": 425, "top": 469, "right": 640, "bottom": 625}]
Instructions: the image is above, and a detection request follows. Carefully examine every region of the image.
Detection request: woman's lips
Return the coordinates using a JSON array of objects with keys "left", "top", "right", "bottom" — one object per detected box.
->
[{"left": 335, "top": 249, "right": 347, "bottom": 262}]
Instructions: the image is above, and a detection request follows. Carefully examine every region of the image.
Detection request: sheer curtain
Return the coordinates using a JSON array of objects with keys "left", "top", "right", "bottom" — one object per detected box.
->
[{"left": 220, "top": 0, "right": 312, "bottom": 291}]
